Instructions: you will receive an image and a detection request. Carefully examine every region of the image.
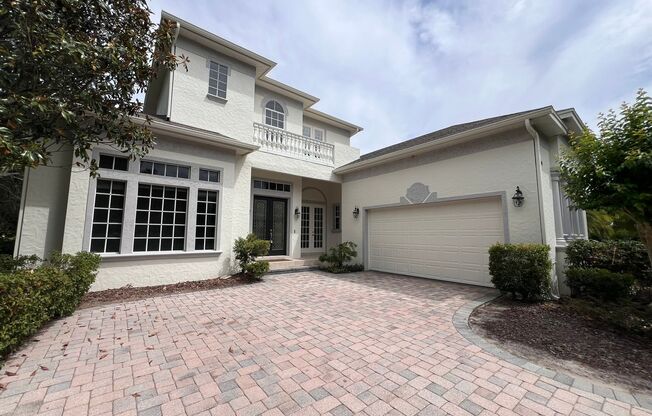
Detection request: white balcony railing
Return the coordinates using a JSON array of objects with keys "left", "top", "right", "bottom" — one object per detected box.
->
[{"left": 253, "top": 122, "right": 335, "bottom": 166}]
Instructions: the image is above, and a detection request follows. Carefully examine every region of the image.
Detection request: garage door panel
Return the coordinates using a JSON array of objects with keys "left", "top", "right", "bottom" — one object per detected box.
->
[{"left": 367, "top": 197, "right": 503, "bottom": 287}]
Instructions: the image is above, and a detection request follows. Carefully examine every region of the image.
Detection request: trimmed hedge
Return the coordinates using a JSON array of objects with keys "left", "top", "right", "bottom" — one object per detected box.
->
[
  {"left": 565, "top": 239, "right": 650, "bottom": 283},
  {"left": 566, "top": 268, "right": 635, "bottom": 301},
  {"left": 488, "top": 243, "right": 552, "bottom": 300},
  {"left": 0, "top": 252, "right": 101, "bottom": 358}
]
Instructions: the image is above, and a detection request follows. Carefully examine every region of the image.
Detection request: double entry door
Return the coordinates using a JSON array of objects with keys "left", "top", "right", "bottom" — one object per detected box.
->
[
  {"left": 253, "top": 196, "right": 287, "bottom": 256},
  {"left": 301, "top": 203, "right": 325, "bottom": 253}
]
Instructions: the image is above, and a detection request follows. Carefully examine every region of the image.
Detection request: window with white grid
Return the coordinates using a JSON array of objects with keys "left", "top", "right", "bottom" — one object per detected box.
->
[
  {"left": 265, "top": 100, "right": 285, "bottom": 129},
  {"left": 90, "top": 179, "right": 125, "bottom": 253},
  {"left": 208, "top": 61, "right": 228, "bottom": 99},
  {"left": 195, "top": 190, "right": 218, "bottom": 250},
  {"left": 134, "top": 184, "right": 188, "bottom": 252}
]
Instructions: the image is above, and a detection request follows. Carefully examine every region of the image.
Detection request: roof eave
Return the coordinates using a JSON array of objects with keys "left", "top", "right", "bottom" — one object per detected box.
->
[
  {"left": 132, "top": 116, "right": 259, "bottom": 155},
  {"left": 304, "top": 108, "right": 363, "bottom": 135},
  {"left": 162, "top": 11, "right": 276, "bottom": 78},
  {"left": 334, "top": 107, "right": 558, "bottom": 175}
]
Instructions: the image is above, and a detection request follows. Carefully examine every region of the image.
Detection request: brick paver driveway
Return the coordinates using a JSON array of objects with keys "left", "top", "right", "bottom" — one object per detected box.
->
[{"left": 1, "top": 271, "right": 650, "bottom": 416}]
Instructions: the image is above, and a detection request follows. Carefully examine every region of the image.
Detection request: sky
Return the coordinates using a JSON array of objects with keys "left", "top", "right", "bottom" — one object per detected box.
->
[{"left": 149, "top": 0, "right": 652, "bottom": 155}]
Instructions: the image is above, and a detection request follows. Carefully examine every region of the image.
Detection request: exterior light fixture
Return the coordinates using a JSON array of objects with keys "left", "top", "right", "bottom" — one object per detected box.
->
[
  {"left": 352, "top": 207, "right": 360, "bottom": 219},
  {"left": 294, "top": 207, "right": 300, "bottom": 218},
  {"left": 512, "top": 186, "right": 524, "bottom": 207}
]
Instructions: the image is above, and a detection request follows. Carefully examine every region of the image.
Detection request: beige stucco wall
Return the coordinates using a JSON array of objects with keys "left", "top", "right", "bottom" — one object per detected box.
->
[
  {"left": 15, "top": 148, "right": 73, "bottom": 259},
  {"left": 341, "top": 127, "right": 545, "bottom": 264}
]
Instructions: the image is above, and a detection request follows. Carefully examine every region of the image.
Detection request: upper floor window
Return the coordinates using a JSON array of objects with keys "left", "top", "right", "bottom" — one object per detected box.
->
[
  {"left": 208, "top": 61, "right": 228, "bottom": 99},
  {"left": 265, "top": 100, "right": 285, "bottom": 129},
  {"left": 302, "top": 126, "right": 325, "bottom": 141}
]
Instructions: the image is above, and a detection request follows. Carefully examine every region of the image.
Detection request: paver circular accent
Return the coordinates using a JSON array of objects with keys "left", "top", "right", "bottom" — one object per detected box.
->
[{"left": 453, "top": 293, "right": 652, "bottom": 411}]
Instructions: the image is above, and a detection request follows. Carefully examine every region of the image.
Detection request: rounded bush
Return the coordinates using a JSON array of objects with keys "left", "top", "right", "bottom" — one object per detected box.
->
[{"left": 488, "top": 243, "right": 552, "bottom": 300}]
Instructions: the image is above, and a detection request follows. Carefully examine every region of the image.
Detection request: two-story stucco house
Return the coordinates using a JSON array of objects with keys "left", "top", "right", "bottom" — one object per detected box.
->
[{"left": 14, "top": 12, "right": 587, "bottom": 293}]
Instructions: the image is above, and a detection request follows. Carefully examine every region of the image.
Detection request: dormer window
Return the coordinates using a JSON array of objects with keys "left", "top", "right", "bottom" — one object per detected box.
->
[
  {"left": 208, "top": 61, "right": 228, "bottom": 99},
  {"left": 265, "top": 100, "right": 285, "bottom": 129}
]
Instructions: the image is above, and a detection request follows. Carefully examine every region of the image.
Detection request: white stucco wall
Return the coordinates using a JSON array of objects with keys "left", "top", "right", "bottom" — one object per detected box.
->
[
  {"left": 15, "top": 148, "right": 73, "bottom": 259},
  {"left": 169, "top": 36, "right": 256, "bottom": 142},
  {"left": 341, "top": 127, "right": 545, "bottom": 265},
  {"left": 303, "top": 116, "right": 351, "bottom": 146},
  {"left": 55, "top": 135, "right": 255, "bottom": 291},
  {"left": 254, "top": 86, "right": 304, "bottom": 136}
]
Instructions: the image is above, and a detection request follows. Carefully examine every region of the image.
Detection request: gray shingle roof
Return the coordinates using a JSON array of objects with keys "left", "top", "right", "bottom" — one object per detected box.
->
[{"left": 353, "top": 107, "right": 549, "bottom": 164}]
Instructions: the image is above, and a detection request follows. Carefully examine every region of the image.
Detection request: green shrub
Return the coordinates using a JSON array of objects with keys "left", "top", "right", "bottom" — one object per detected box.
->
[
  {"left": 0, "top": 251, "right": 101, "bottom": 358},
  {"left": 565, "top": 268, "right": 635, "bottom": 301},
  {"left": 245, "top": 261, "right": 270, "bottom": 280},
  {"left": 233, "top": 234, "right": 270, "bottom": 279},
  {"left": 0, "top": 254, "right": 40, "bottom": 273},
  {"left": 319, "top": 242, "right": 359, "bottom": 273},
  {"left": 565, "top": 239, "right": 650, "bottom": 282},
  {"left": 488, "top": 243, "right": 552, "bottom": 300}
]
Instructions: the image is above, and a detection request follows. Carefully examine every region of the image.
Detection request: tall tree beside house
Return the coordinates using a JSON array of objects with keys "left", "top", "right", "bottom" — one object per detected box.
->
[
  {"left": 559, "top": 89, "right": 652, "bottom": 264},
  {"left": 0, "top": 0, "right": 187, "bottom": 174}
]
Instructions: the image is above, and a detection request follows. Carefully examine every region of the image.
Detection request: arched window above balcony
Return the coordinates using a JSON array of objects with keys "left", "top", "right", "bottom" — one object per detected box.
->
[{"left": 264, "top": 100, "right": 285, "bottom": 129}]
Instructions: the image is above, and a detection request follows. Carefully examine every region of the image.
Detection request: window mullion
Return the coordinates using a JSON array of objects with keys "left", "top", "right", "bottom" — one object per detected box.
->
[
  {"left": 187, "top": 185, "right": 198, "bottom": 252},
  {"left": 121, "top": 180, "right": 138, "bottom": 254}
]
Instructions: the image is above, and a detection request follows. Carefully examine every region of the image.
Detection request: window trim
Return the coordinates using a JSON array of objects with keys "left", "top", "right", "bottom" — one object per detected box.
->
[
  {"left": 84, "top": 149, "right": 224, "bottom": 257},
  {"left": 207, "top": 60, "right": 229, "bottom": 100}
]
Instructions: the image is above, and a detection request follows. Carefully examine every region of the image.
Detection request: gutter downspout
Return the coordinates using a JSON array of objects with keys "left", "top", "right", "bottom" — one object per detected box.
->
[
  {"left": 525, "top": 119, "right": 559, "bottom": 298},
  {"left": 166, "top": 21, "right": 181, "bottom": 121}
]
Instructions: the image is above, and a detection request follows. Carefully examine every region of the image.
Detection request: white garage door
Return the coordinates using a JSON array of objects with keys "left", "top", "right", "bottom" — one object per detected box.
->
[{"left": 367, "top": 197, "right": 504, "bottom": 287}]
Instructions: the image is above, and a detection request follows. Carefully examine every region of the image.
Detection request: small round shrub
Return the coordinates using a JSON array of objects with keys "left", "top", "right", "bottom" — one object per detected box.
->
[
  {"left": 245, "top": 260, "right": 270, "bottom": 280},
  {"left": 488, "top": 243, "right": 552, "bottom": 301}
]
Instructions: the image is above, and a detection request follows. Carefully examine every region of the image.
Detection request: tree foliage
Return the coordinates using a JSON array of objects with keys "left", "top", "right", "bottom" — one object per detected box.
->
[
  {"left": 0, "top": 0, "right": 187, "bottom": 174},
  {"left": 559, "top": 89, "right": 652, "bottom": 263}
]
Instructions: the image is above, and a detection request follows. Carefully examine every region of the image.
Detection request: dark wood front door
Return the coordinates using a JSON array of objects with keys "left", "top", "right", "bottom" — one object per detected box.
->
[{"left": 252, "top": 196, "right": 288, "bottom": 255}]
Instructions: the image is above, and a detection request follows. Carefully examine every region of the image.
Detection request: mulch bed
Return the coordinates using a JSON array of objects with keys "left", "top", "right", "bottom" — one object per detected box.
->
[
  {"left": 79, "top": 274, "right": 258, "bottom": 309},
  {"left": 469, "top": 296, "right": 652, "bottom": 393}
]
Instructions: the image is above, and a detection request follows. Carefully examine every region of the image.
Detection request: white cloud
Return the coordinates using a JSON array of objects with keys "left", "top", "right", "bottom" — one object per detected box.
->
[{"left": 149, "top": 0, "right": 652, "bottom": 153}]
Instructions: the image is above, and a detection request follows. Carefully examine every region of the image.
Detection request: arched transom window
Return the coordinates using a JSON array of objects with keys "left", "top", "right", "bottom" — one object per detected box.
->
[{"left": 264, "top": 100, "right": 285, "bottom": 129}]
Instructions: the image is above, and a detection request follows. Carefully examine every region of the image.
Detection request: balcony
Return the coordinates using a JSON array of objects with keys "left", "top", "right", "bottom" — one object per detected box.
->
[{"left": 253, "top": 122, "right": 335, "bottom": 166}]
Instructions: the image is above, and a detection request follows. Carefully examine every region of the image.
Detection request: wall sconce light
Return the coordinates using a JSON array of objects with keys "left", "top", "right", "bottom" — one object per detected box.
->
[
  {"left": 352, "top": 206, "right": 360, "bottom": 219},
  {"left": 294, "top": 207, "right": 300, "bottom": 218},
  {"left": 512, "top": 186, "right": 524, "bottom": 207}
]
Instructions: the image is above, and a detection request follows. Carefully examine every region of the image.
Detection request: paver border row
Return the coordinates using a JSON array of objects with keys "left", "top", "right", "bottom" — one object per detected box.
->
[{"left": 452, "top": 293, "right": 652, "bottom": 411}]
